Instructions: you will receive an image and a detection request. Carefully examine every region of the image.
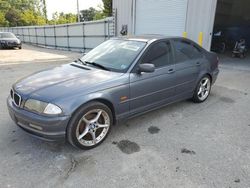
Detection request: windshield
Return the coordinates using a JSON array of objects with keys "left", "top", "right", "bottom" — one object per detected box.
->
[
  {"left": 80, "top": 39, "right": 146, "bottom": 72},
  {"left": 0, "top": 33, "right": 16, "bottom": 39}
]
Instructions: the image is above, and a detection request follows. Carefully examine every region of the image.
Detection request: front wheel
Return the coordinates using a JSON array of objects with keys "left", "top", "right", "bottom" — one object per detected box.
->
[
  {"left": 192, "top": 76, "right": 211, "bottom": 103},
  {"left": 67, "top": 102, "right": 113, "bottom": 149}
]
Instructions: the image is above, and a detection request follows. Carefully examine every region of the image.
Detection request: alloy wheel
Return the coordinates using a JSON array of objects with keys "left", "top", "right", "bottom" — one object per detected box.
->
[
  {"left": 76, "top": 109, "right": 110, "bottom": 147},
  {"left": 197, "top": 77, "right": 211, "bottom": 101}
]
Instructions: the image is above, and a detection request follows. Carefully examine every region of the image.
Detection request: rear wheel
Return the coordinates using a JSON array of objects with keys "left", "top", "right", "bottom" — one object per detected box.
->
[
  {"left": 67, "top": 102, "right": 113, "bottom": 149},
  {"left": 192, "top": 76, "right": 211, "bottom": 103}
]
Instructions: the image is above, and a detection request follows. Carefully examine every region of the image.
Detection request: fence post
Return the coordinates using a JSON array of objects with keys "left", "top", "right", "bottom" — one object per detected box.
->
[
  {"left": 43, "top": 26, "right": 46, "bottom": 47},
  {"left": 35, "top": 27, "right": 38, "bottom": 45},
  {"left": 104, "top": 20, "right": 107, "bottom": 41},
  {"left": 54, "top": 25, "right": 57, "bottom": 49},
  {"left": 82, "top": 23, "right": 85, "bottom": 53},
  {"left": 66, "top": 25, "right": 70, "bottom": 51},
  {"left": 28, "top": 27, "right": 31, "bottom": 44},
  {"left": 107, "top": 20, "right": 110, "bottom": 39},
  {"left": 112, "top": 8, "right": 117, "bottom": 36}
]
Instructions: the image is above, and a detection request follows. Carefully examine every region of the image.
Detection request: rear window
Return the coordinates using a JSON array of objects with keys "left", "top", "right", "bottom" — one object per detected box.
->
[{"left": 173, "top": 40, "right": 203, "bottom": 63}]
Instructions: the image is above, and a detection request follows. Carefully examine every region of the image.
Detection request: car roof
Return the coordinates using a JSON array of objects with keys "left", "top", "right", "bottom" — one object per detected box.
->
[
  {"left": 0, "top": 32, "right": 13, "bottom": 34},
  {"left": 113, "top": 35, "right": 184, "bottom": 43}
]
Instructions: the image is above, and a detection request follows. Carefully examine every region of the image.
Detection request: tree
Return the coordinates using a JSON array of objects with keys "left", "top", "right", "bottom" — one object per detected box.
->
[
  {"left": 80, "top": 7, "right": 97, "bottom": 22},
  {"left": 93, "top": 11, "right": 105, "bottom": 20},
  {"left": 0, "top": 0, "right": 47, "bottom": 26},
  {"left": 41, "top": 0, "right": 48, "bottom": 22},
  {"left": 0, "top": 12, "right": 8, "bottom": 26},
  {"left": 0, "top": 0, "right": 111, "bottom": 26},
  {"left": 102, "top": 0, "right": 112, "bottom": 17},
  {"left": 5, "top": 8, "right": 21, "bottom": 26},
  {"left": 49, "top": 12, "right": 77, "bottom": 25},
  {"left": 20, "top": 10, "right": 46, "bottom": 26}
]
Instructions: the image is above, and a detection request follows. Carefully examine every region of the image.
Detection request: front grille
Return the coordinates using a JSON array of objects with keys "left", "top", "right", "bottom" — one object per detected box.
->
[
  {"left": 7, "top": 41, "right": 17, "bottom": 45},
  {"left": 10, "top": 89, "right": 22, "bottom": 107}
]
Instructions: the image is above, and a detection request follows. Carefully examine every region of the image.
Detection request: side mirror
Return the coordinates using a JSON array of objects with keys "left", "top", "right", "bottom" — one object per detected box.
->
[
  {"left": 16, "top": 35, "right": 20, "bottom": 39},
  {"left": 138, "top": 63, "right": 155, "bottom": 73}
]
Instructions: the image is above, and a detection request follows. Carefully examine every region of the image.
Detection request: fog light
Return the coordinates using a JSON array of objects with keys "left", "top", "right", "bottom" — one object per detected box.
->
[{"left": 29, "top": 123, "right": 43, "bottom": 131}]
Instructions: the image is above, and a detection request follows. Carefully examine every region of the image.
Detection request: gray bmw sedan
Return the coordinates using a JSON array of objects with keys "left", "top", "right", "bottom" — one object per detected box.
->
[
  {"left": 7, "top": 35, "right": 219, "bottom": 149},
  {"left": 0, "top": 32, "right": 22, "bottom": 49}
]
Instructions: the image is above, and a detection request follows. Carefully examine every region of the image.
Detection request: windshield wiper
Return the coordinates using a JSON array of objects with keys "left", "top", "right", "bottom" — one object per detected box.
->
[
  {"left": 84, "top": 61, "right": 110, "bottom": 71},
  {"left": 75, "top": 58, "right": 87, "bottom": 65}
]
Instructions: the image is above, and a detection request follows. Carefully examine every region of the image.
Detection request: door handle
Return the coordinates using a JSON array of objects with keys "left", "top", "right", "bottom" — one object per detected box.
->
[
  {"left": 168, "top": 68, "right": 175, "bottom": 74},
  {"left": 196, "top": 62, "right": 201, "bottom": 66}
]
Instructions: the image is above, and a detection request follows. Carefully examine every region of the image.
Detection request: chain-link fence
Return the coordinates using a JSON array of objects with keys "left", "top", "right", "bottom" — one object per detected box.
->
[{"left": 0, "top": 17, "right": 115, "bottom": 52}]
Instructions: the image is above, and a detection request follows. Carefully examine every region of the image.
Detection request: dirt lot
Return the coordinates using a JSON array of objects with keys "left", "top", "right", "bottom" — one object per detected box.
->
[{"left": 0, "top": 44, "right": 250, "bottom": 188}]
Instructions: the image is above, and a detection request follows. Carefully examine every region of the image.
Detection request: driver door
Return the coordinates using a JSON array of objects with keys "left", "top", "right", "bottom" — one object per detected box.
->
[{"left": 129, "top": 40, "right": 176, "bottom": 115}]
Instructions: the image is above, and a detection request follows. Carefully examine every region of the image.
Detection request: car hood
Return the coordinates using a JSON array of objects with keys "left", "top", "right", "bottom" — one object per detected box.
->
[
  {"left": 14, "top": 63, "right": 124, "bottom": 101},
  {"left": 0, "top": 38, "right": 19, "bottom": 42}
]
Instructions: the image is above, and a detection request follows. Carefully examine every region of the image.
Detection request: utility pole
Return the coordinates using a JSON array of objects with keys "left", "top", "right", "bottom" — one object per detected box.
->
[
  {"left": 42, "top": 0, "right": 48, "bottom": 23},
  {"left": 77, "top": 0, "right": 80, "bottom": 22}
]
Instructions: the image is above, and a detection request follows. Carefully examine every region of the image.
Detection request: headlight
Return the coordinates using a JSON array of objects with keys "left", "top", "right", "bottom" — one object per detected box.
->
[
  {"left": 24, "top": 99, "right": 62, "bottom": 115},
  {"left": 44, "top": 103, "right": 62, "bottom": 115}
]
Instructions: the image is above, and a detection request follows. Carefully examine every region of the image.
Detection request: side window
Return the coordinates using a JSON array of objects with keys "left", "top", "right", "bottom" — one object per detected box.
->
[
  {"left": 192, "top": 45, "right": 203, "bottom": 59},
  {"left": 173, "top": 40, "right": 203, "bottom": 63},
  {"left": 141, "top": 41, "right": 173, "bottom": 68}
]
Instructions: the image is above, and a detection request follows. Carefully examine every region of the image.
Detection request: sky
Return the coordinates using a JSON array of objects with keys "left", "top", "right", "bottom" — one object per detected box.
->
[{"left": 46, "top": 0, "right": 103, "bottom": 19}]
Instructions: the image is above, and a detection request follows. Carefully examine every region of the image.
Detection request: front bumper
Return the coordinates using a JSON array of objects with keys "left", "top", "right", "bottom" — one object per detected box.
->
[
  {"left": 0, "top": 42, "right": 21, "bottom": 48},
  {"left": 7, "top": 96, "right": 70, "bottom": 141}
]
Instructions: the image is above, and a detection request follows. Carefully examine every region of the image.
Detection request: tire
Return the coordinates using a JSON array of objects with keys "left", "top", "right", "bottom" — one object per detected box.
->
[
  {"left": 192, "top": 75, "right": 211, "bottom": 103},
  {"left": 67, "top": 101, "right": 113, "bottom": 149},
  {"left": 19, "top": 46, "right": 22, "bottom": 49}
]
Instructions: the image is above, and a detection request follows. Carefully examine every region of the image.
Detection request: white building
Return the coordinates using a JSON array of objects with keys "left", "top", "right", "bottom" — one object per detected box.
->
[{"left": 113, "top": 0, "right": 250, "bottom": 51}]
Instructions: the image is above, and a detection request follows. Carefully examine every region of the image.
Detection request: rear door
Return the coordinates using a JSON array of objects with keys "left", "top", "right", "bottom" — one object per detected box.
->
[
  {"left": 129, "top": 40, "right": 176, "bottom": 115},
  {"left": 172, "top": 39, "right": 203, "bottom": 95}
]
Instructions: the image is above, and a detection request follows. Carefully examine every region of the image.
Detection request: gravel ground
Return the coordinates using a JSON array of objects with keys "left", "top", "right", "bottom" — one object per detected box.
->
[{"left": 0, "top": 44, "right": 249, "bottom": 188}]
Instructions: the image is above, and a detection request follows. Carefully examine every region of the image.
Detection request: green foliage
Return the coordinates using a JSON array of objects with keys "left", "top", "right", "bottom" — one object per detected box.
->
[
  {"left": 0, "top": 0, "right": 47, "bottom": 26},
  {"left": 49, "top": 12, "right": 77, "bottom": 25},
  {"left": 79, "top": 0, "right": 112, "bottom": 21},
  {"left": 0, "top": 0, "right": 112, "bottom": 27},
  {"left": 93, "top": 11, "right": 105, "bottom": 21},
  {"left": 41, "top": 0, "right": 47, "bottom": 21},
  {"left": 0, "top": 12, "right": 8, "bottom": 26},
  {"left": 80, "top": 7, "right": 98, "bottom": 22},
  {"left": 102, "top": 0, "right": 112, "bottom": 17},
  {"left": 5, "top": 8, "right": 21, "bottom": 27}
]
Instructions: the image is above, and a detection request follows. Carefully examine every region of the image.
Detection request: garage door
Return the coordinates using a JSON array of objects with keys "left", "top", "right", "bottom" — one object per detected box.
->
[{"left": 135, "top": 0, "right": 188, "bottom": 36}]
